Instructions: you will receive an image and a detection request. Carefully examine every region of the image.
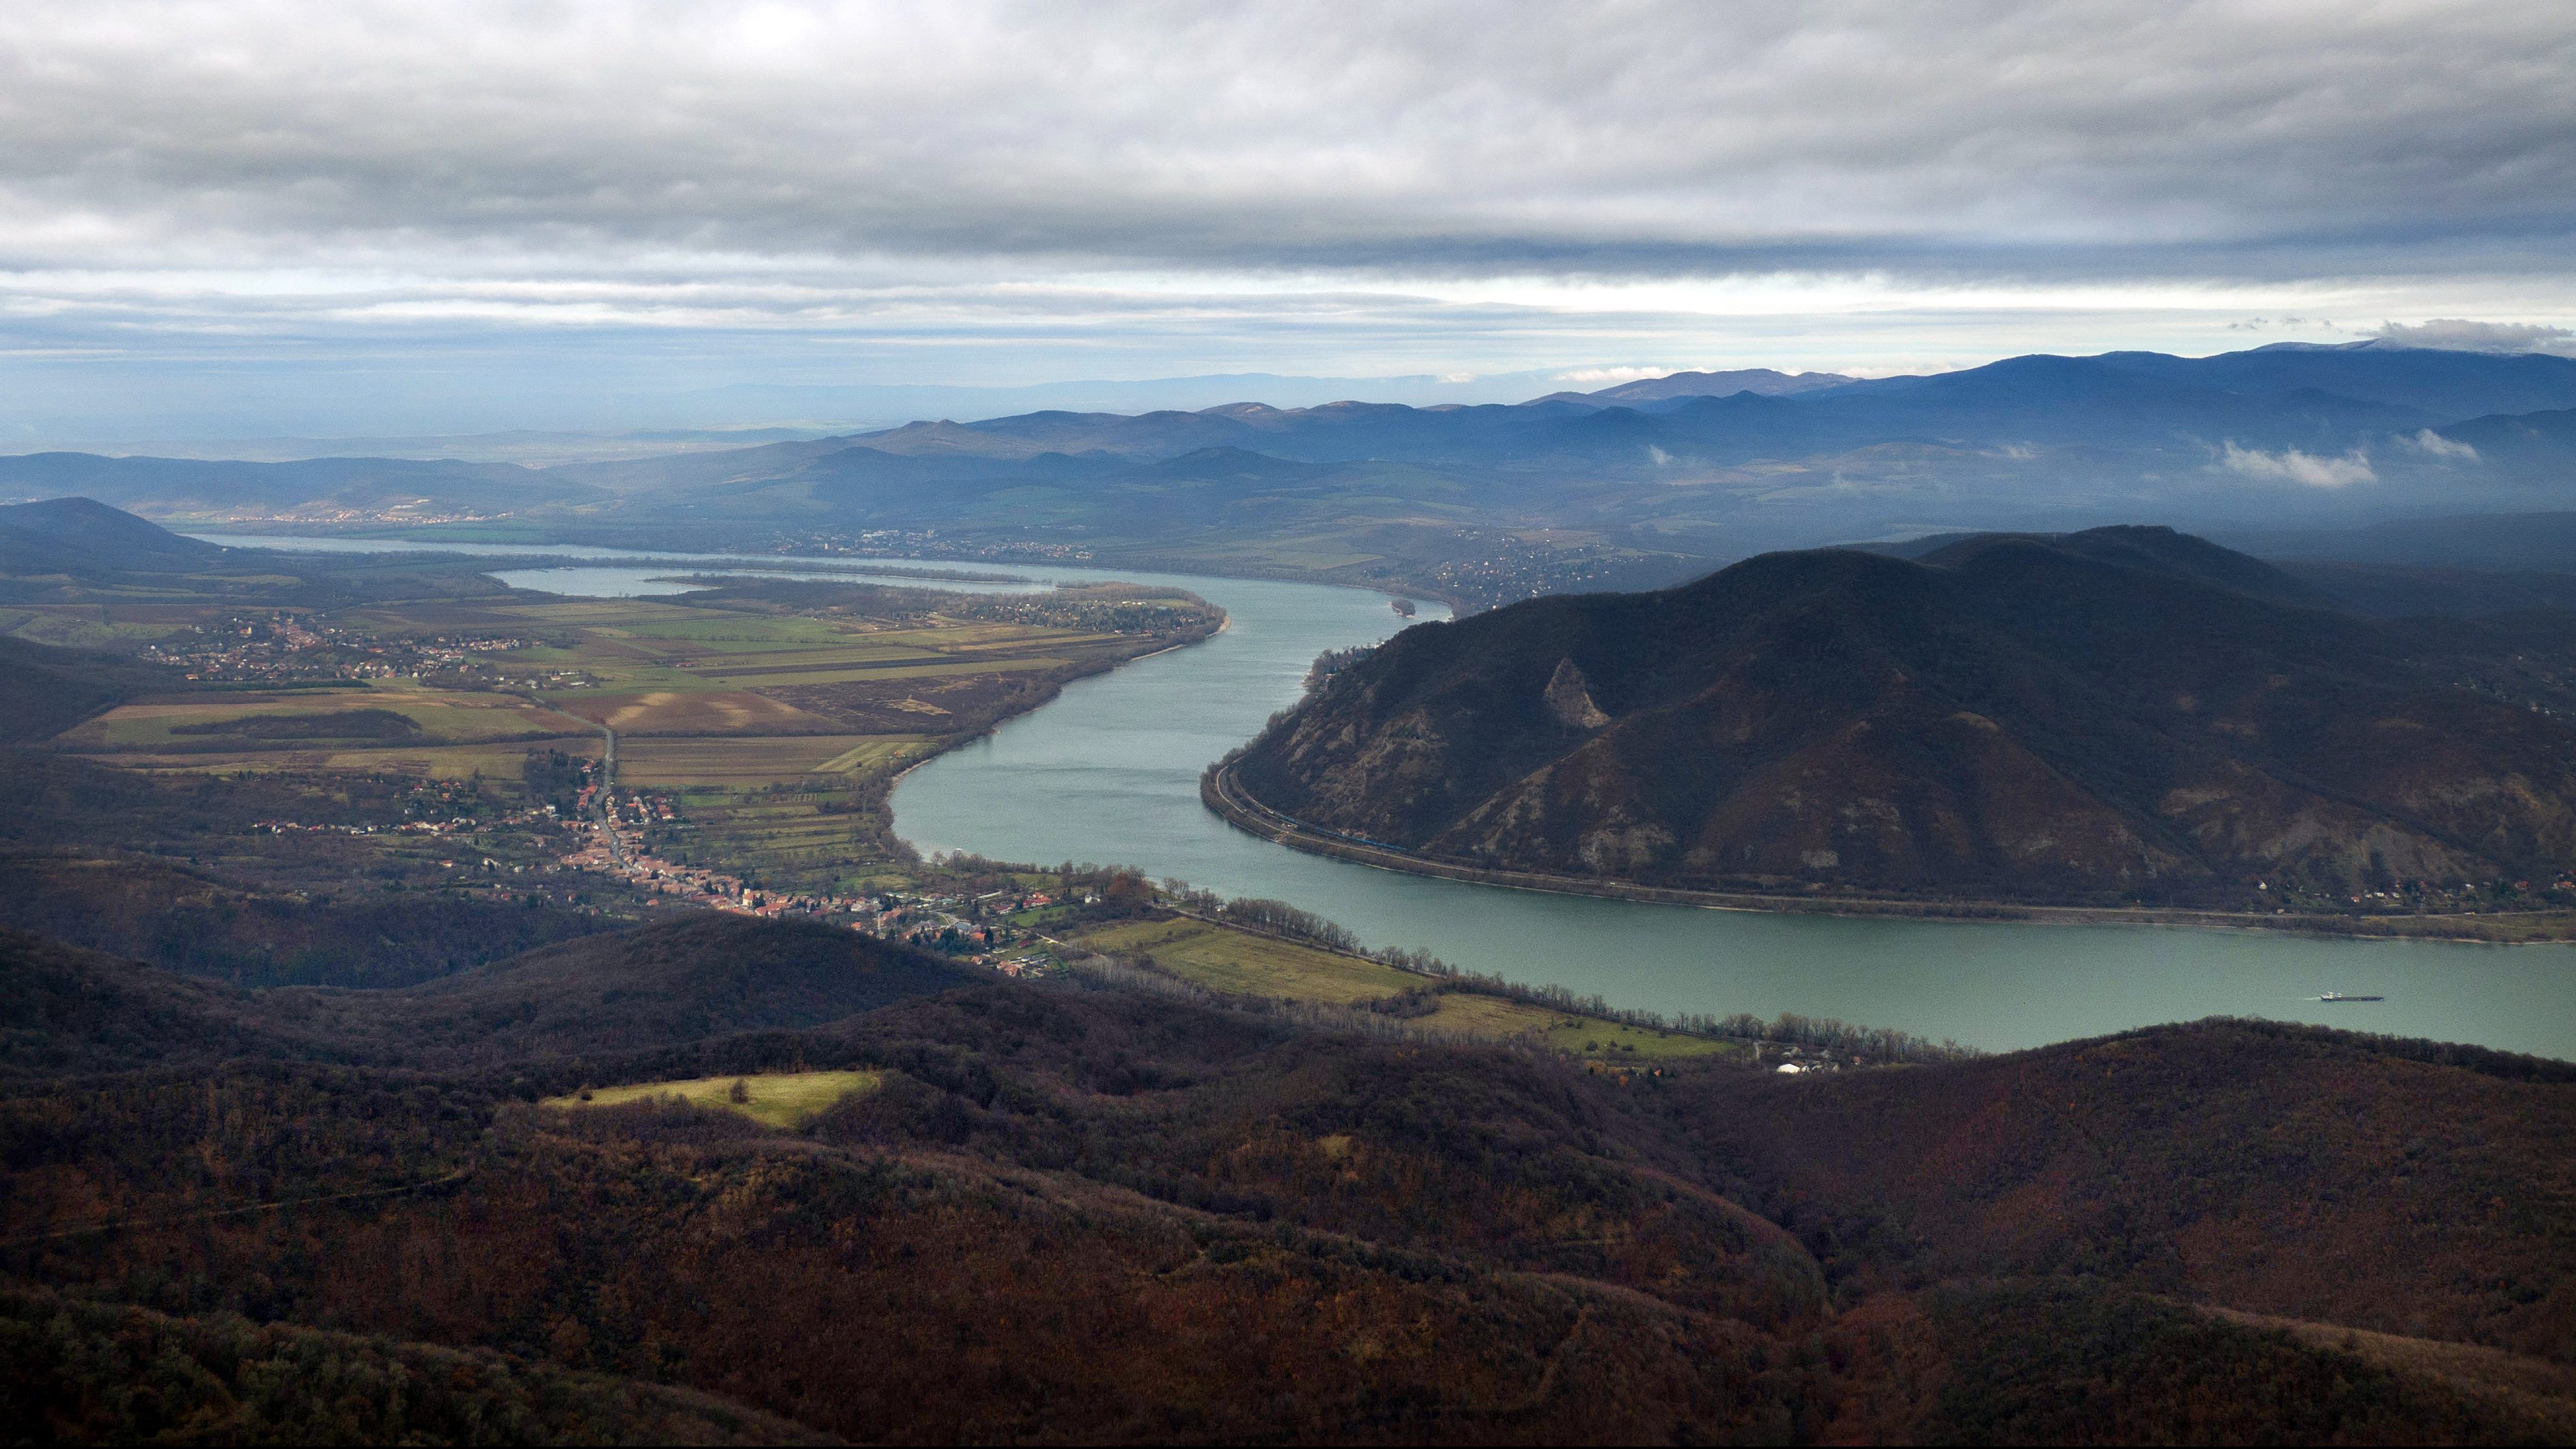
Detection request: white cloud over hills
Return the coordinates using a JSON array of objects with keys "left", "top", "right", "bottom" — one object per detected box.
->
[{"left": 2219, "top": 441, "right": 2377, "bottom": 489}]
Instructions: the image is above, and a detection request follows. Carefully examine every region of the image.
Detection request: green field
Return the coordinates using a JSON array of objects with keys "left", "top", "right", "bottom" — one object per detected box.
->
[
  {"left": 1418, "top": 994, "right": 1739, "bottom": 1059},
  {"left": 617, "top": 734, "right": 928, "bottom": 787},
  {"left": 95, "top": 740, "right": 591, "bottom": 780},
  {"left": 63, "top": 589, "right": 1204, "bottom": 898},
  {"left": 1072, "top": 914, "right": 1737, "bottom": 1058},
  {"left": 1073, "top": 917, "right": 1423, "bottom": 1004},
  {"left": 60, "top": 686, "right": 594, "bottom": 750},
  {"left": 545, "top": 1070, "right": 883, "bottom": 1128},
  {"left": 617, "top": 732, "right": 930, "bottom": 893}
]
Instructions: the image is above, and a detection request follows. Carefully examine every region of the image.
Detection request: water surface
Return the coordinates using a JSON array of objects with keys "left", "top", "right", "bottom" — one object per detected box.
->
[
  {"left": 210, "top": 534, "right": 2576, "bottom": 1057},
  {"left": 889, "top": 571, "right": 2576, "bottom": 1058}
]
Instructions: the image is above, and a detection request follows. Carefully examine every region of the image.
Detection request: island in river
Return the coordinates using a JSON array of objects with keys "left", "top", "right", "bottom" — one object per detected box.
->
[{"left": 1217, "top": 526, "right": 2576, "bottom": 940}]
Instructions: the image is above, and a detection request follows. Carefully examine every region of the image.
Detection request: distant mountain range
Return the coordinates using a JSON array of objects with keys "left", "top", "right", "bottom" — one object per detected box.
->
[
  {"left": 1524, "top": 367, "right": 1861, "bottom": 406},
  {"left": 1223, "top": 526, "right": 2576, "bottom": 909},
  {"left": 6, "top": 345, "right": 2576, "bottom": 595}
]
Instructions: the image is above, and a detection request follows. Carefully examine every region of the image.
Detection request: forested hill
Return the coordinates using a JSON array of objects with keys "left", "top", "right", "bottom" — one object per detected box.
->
[
  {"left": 1228, "top": 525, "right": 2576, "bottom": 910},
  {"left": 0, "top": 495, "right": 225, "bottom": 572},
  {"left": 1, "top": 914, "right": 980, "bottom": 1076},
  {"left": 0, "top": 637, "right": 180, "bottom": 744},
  {"left": 4, "top": 904, "right": 2573, "bottom": 1443}
]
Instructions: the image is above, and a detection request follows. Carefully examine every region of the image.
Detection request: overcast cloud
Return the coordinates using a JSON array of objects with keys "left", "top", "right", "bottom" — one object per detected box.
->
[{"left": 2, "top": 0, "right": 2572, "bottom": 438}]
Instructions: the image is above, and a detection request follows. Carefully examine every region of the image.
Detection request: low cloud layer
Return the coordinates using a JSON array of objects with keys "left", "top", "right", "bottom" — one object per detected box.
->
[
  {"left": 2373, "top": 319, "right": 2576, "bottom": 354},
  {"left": 2219, "top": 441, "right": 2377, "bottom": 489},
  {"left": 2403, "top": 428, "right": 2481, "bottom": 462}
]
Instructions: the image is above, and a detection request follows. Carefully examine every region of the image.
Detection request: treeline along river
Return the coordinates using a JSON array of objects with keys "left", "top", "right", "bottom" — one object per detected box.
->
[{"left": 204, "top": 536, "right": 2576, "bottom": 1058}]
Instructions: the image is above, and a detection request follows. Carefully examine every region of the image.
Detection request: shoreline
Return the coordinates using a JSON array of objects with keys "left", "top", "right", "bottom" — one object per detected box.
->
[
  {"left": 880, "top": 612, "right": 1235, "bottom": 846},
  {"left": 1202, "top": 763, "right": 2576, "bottom": 945}
]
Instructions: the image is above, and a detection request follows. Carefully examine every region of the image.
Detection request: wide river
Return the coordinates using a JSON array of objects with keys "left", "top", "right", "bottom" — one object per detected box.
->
[{"left": 202, "top": 535, "right": 2576, "bottom": 1058}]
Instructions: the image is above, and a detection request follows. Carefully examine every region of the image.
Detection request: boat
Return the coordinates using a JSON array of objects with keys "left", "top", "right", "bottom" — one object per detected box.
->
[{"left": 2316, "top": 991, "right": 2386, "bottom": 1003}]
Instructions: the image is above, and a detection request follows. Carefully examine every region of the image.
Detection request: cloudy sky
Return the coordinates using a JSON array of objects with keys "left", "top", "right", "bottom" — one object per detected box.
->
[{"left": 3, "top": 0, "right": 2572, "bottom": 440}]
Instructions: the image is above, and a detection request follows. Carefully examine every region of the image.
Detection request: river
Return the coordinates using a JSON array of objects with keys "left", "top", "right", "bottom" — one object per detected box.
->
[{"left": 199, "top": 534, "right": 2576, "bottom": 1058}]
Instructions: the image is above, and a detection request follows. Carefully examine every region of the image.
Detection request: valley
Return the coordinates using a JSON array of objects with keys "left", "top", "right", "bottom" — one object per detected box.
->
[
  {"left": 10, "top": 467, "right": 2576, "bottom": 1446},
  {"left": 7, "top": 914, "right": 2573, "bottom": 1443},
  {"left": 16, "top": 10, "right": 2576, "bottom": 1439},
  {"left": 20, "top": 344, "right": 2576, "bottom": 614}
]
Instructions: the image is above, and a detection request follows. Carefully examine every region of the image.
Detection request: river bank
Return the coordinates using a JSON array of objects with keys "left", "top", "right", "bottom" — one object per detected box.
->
[
  {"left": 1202, "top": 763, "right": 2576, "bottom": 945},
  {"left": 890, "top": 566, "right": 2576, "bottom": 1059},
  {"left": 192, "top": 535, "right": 2576, "bottom": 1057}
]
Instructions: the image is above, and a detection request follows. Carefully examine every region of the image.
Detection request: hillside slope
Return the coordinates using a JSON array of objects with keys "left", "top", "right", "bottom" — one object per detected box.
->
[
  {"left": 0, "top": 913, "right": 978, "bottom": 1074},
  {"left": 0, "top": 928, "right": 312, "bottom": 1076},
  {"left": 4, "top": 964, "right": 2570, "bottom": 1443},
  {"left": 315, "top": 913, "right": 981, "bottom": 1067},
  {"left": 1227, "top": 526, "right": 2576, "bottom": 908},
  {"left": 0, "top": 637, "right": 180, "bottom": 744},
  {"left": 0, "top": 495, "right": 226, "bottom": 573}
]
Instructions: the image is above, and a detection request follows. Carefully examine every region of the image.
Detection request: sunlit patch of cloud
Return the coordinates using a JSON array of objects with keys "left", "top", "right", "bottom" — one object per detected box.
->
[
  {"left": 2401, "top": 428, "right": 2479, "bottom": 462},
  {"left": 2218, "top": 440, "right": 2375, "bottom": 489},
  {"left": 1556, "top": 365, "right": 1679, "bottom": 384}
]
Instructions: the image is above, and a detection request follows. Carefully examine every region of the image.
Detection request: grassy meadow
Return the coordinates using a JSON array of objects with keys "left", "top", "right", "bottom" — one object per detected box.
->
[
  {"left": 1067, "top": 914, "right": 1737, "bottom": 1058},
  {"left": 1417, "top": 993, "right": 1739, "bottom": 1059},
  {"left": 60, "top": 686, "right": 596, "bottom": 752},
  {"left": 1076, "top": 917, "right": 1424, "bottom": 1004},
  {"left": 545, "top": 1070, "right": 884, "bottom": 1129}
]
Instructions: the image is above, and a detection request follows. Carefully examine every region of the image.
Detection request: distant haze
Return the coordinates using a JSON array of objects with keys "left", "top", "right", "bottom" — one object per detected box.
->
[{"left": 1, "top": 3, "right": 2571, "bottom": 441}]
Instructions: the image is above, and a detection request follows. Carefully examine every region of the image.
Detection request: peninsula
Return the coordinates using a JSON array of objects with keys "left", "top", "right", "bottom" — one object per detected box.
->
[{"left": 1217, "top": 527, "right": 2576, "bottom": 934}]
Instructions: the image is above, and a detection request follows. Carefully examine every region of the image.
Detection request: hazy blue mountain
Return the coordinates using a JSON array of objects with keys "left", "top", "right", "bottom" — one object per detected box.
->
[
  {"left": 1523, "top": 367, "right": 1861, "bottom": 406},
  {"left": 6, "top": 345, "right": 2576, "bottom": 576},
  {"left": 2216, "top": 510, "right": 2576, "bottom": 571},
  {"left": 826, "top": 347, "right": 2576, "bottom": 468},
  {"left": 0, "top": 496, "right": 227, "bottom": 571},
  {"left": 2437, "top": 407, "right": 2576, "bottom": 467},
  {"left": 0, "top": 452, "right": 589, "bottom": 517},
  {"left": 2089, "top": 343, "right": 2576, "bottom": 419}
]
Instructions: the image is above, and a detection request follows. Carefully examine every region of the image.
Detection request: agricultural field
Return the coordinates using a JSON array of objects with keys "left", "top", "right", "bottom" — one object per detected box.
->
[
  {"left": 613, "top": 734, "right": 935, "bottom": 893},
  {"left": 1417, "top": 993, "right": 1739, "bottom": 1059},
  {"left": 48, "top": 582, "right": 1217, "bottom": 900},
  {"left": 58, "top": 685, "right": 596, "bottom": 752},
  {"left": 564, "top": 689, "right": 841, "bottom": 735},
  {"left": 94, "top": 741, "right": 587, "bottom": 782},
  {"left": 545, "top": 1070, "right": 884, "bottom": 1129},
  {"left": 1068, "top": 913, "right": 1738, "bottom": 1058},
  {"left": 615, "top": 734, "right": 930, "bottom": 787},
  {"left": 1072, "top": 917, "right": 1424, "bottom": 1004},
  {"left": 0, "top": 602, "right": 223, "bottom": 650}
]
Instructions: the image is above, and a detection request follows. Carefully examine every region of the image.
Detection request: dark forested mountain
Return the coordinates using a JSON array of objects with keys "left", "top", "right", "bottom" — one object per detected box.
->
[
  {"left": 1226, "top": 526, "right": 2576, "bottom": 907},
  {"left": 0, "top": 914, "right": 978, "bottom": 1076},
  {"left": 0, "top": 495, "right": 225, "bottom": 573},
  {"left": 0, "top": 929, "right": 305, "bottom": 1076},
  {"left": 3, "top": 927, "right": 2571, "bottom": 1443}
]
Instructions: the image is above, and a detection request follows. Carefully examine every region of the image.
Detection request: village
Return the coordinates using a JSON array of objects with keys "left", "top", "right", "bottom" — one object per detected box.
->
[
  {"left": 143, "top": 610, "right": 532, "bottom": 684},
  {"left": 547, "top": 774, "right": 1065, "bottom": 978}
]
